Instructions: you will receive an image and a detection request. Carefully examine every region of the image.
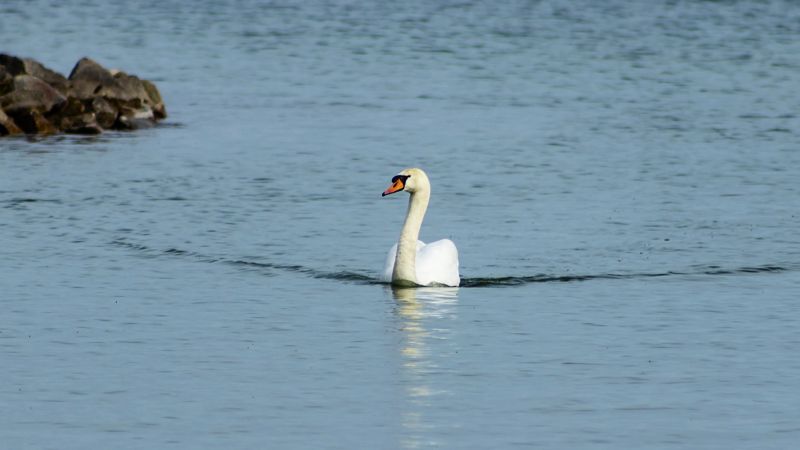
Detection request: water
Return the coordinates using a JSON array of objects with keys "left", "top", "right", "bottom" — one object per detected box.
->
[{"left": 2, "top": 1, "right": 800, "bottom": 448}]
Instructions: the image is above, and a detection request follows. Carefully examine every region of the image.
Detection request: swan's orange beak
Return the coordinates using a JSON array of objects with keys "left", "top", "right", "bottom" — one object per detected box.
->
[{"left": 382, "top": 179, "right": 405, "bottom": 197}]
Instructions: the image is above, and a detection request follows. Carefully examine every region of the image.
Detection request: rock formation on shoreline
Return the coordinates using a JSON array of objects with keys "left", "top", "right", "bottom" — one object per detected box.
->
[{"left": 0, "top": 54, "right": 166, "bottom": 136}]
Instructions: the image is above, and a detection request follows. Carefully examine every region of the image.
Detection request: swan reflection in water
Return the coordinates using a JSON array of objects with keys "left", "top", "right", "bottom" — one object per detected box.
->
[{"left": 390, "top": 286, "right": 459, "bottom": 449}]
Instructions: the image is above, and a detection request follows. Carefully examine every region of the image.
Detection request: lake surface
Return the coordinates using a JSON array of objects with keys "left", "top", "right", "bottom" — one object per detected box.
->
[{"left": 2, "top": 1, "right": 800, "bottom": 448}]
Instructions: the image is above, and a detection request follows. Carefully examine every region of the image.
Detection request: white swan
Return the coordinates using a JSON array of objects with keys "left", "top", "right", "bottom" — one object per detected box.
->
[{"left": 381, "top": 168, "right": 460, "bottom": 287}]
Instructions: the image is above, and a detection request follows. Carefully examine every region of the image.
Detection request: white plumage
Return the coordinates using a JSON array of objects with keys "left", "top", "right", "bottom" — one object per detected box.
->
[
  {"left": 381, "top": 239, "right": 460, "bottom": 287},
  {"left": 381, "top": 168, "right": 460, "bottom": 287}
]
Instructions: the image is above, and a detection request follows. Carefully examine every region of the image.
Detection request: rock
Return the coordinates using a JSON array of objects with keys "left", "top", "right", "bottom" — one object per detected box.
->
[
  {"left": 21, "top": 59, "right": 69, "bottom": 95},
  {"left": 0, "top": 54, "right": 25, "bottom": 76},
  {"left": 0, "top": 56, "right": 64, "bottom": 135},
  {"left": 0, "top": 108, "right": 23, "bottom": 136},
  {"left": 60, "top": 112, "right": 102, "bottom": 135},
  {"left": 108, "top": 72, "right": 156, "bottom": 129},
  {"left": 0, "top": 75, "right": 66, "bottom": 115},
  {"left": 91, "top": 96, "right": 118, "bottom": 129},
  {"left": 68, "top": 57, "right": 119, "bottom": 99},
  {"left": 68, "top": 58, "right": 162, "bottom": 129},
  {"left": 11, "top": 110, "right": 58, "bottom": 135},
  {"left": 61, "top": 96, "right": 86, "bottom": 116},
  {"left": 111, "top": 71, "right": 151, "bottom": 102},
  {"left": 115, "top": 107, "right": 156, "bottom": 130},
  {"left": 0, "top": 66, "right": 13, "bottom": 96},
  {"left": 142, "top": 79, "right": 167, "bottom": 119},
  {"left": 0, "top": 54, "right": 69, "bottom": 95},
  {"left": 69, "top": 58, "right": 146, "bottom": 103},
  {"left": 0, "top": 54, "right": 165, "bottom": 136}
]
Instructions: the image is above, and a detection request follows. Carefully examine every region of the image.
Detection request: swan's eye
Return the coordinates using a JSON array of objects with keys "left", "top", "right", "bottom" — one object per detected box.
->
[{"left": 391, "top": 175, "right": 410, "bottom": 184}]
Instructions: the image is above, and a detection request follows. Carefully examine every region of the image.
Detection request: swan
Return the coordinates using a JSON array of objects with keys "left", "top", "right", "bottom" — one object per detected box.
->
[{"left": 381, "top": 168, "right": 460, "bottom": 287}]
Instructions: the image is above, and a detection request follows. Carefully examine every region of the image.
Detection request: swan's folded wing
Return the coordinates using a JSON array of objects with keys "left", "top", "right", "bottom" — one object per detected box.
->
[
  {"left": 381, "top": 243, "right": 398, "bottom": 282},
  {"left": 416, "top": 239, "right": 460, "bottom": 287}
]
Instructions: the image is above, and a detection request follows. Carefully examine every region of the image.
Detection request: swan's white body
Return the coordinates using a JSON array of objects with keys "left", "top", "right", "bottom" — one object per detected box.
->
[
  {"left": 382, "top": 239, "right": 460, "bottom": 287},
  {"left": 381, "top": 168, "right": 460, "bottom": 287}
]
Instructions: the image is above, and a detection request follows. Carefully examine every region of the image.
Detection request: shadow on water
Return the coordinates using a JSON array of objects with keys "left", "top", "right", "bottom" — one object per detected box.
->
[
  {"left": 389, "top": 286, "right": 459, "bottom": 448},
  {"left": 110, "top": 238, "right": 798, "bottom": 288}
]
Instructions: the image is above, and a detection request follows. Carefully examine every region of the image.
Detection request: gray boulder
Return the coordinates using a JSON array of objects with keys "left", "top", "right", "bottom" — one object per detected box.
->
[
  {"left": 0, "top": 108, "right": 23, "bottom": 136},
  {"left": 68, "top": 57, "right": 120, "bottom": 99},
  {"left": 0, "top": 53, "right": 166, "bottom": 136},
  {"left": 0, "top": 54, "right": 69, "bottom": 95},
  {"left": 0, "top": 66, "right": 13, "bottom": 95},
  {"left": 0, "top": 74, "right": 66, "bottom": 134},
  {"left": 0, "top": 74, "right": 66, "bottom": 115},
  {"left": 60, "top": 112, "right": 103, "bottom": 135},
  {"left": 11, "top": 109, "right": 58, "bottom": 135},
  {"left": 91, "top": 97, "right": 117, "bottom": 129},
  {"left": 68, "top": 57, "right": 166, "bottom": 129}
]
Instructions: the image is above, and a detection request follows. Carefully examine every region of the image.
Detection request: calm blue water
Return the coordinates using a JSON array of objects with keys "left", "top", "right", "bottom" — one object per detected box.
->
[{"left": 2, "top": 1, "right": 800, "bottom": 448}]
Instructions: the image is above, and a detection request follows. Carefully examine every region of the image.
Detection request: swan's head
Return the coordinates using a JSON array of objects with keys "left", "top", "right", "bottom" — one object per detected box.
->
[{"left": 382, "top": 168, "right": 430, "bottom": 197}]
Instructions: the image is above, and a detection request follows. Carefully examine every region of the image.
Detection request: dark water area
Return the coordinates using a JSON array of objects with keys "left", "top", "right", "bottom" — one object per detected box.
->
[{"left": 2, "top": 1, "right": 800, "bottom": 448}]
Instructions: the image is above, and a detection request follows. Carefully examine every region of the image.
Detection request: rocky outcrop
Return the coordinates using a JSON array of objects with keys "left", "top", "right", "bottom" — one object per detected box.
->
[
  {"left": 0, "top": 108, "right": 23, "bottom": 135},
  {"left": 0, "top": 54, "right": 166, "bottom": 136}
]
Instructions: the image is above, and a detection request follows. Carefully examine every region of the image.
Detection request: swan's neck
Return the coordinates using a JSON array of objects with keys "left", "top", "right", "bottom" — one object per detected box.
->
[{"left": 393, "top": 189, "right": 429, "bottom": 285}]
